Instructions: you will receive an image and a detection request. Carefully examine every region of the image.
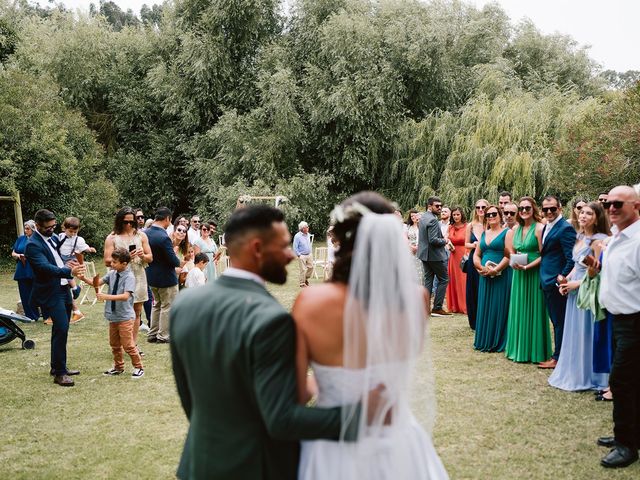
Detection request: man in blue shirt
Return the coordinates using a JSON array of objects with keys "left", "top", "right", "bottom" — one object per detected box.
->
[{"left": 293, "top": 221, "right": 313, "bottom": 287}]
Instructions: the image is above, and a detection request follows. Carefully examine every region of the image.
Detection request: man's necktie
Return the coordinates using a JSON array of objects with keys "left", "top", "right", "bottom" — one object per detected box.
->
[
  {"left": 48, "top": 237, "right": 58, "bottom": 249},
  {"left": 111, "top": 273, "right": 120, "bottom": 313}
]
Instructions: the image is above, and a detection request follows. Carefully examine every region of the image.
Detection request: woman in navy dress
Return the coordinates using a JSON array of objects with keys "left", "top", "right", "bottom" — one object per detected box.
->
[
  {"left": 10, "top": 220, "right": 39, "bottom": 320},
  {"left": 473, "top": 205, "right": 512, "bottom": 352},
  {"left": 465, "top": 199, "right": 488, "bottom": 330}
]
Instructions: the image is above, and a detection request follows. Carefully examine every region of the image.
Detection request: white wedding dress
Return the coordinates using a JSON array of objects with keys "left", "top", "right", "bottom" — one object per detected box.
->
[
  {"left": 299, "top": 362, "right": 449, "bottom": 480},
  {"left": 298, "top": 209, "right": 448, "bottom": 480}
]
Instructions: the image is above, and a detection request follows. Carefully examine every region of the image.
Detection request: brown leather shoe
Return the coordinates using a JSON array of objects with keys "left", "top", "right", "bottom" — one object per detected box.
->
[
  {"left": 53, "top": 374, "right": 75, "bottom": 387},
  {"left": 538, "top": 359, "right": 557, "bottom": 369},
  {"left": 50, "top": 369, "right": 80, "bottom": 376},
  {"left": 431, "top": 309, "right": 453, "bottom": 317}
]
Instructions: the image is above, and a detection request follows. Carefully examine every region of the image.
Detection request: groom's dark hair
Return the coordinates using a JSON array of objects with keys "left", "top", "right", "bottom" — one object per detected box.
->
[{"left": 224, "top": 205, "right": 285, "bottom": 250}]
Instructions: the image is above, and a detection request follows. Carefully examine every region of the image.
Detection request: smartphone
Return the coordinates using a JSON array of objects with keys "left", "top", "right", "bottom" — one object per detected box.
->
[
  {"left": 128, "top": 244, "right": 136, "bottom": 252},
  {"left": 580, "top": 254, "right": 596, "bottom": 268}
]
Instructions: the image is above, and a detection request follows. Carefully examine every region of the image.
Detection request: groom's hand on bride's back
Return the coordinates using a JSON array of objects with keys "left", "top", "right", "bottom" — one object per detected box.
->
[{"left": 366, "top": 384, "right": 392, "bottom": 426}]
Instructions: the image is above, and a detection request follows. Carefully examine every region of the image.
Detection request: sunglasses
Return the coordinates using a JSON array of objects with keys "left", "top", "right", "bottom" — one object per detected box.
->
[
  {"left": 598, "top": 198, "right": 607, "bottom": 203},
  {"left": 475, "top": 205, "right": 486, "bottom": 210},
  {"left": 192, "top": 220, "right": 201, "bottom": 223},
  {"left": 136, "top": 215, "right": 144, "bottom": 219},
  {"left": 541, "top": 207, "right": 558, "bottom": 214},
  {"left": 433, "top": 204, "right": 442, "bottom": 209},
  {"left": 575, "top": 205, "right": 583, "bottom": 211},
  {"left": 176, "top": 228, "right": 187, "bottom": 233},
  {"left": 123, "top": 220, "right": 136, "bottom": 226},
  {"left": 201, "top": 227, "right": 209, "bottom": 231},
  {"left": 602, "top": 200, "right": 630, "bottom": 210},
  {"left": 486, "top": 211, "right": 499, "bottom": 218},
  {"left": 503, "top": 211, "right": 516, "bottom": 216},
  {"left": 518, "top": 206, "right": 532, "bottom": 212}
]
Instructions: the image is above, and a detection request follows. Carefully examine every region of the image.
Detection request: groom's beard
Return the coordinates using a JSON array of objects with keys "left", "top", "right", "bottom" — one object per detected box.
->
[{"left": 261, "top": 259, "right": 288, "bottom": 285}]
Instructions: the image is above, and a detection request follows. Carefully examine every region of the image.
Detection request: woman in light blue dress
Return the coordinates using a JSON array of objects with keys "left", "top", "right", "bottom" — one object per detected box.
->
[
  {"left": 548, "top": 202, "right": 610, "bottom": 392},
  {"left": 194, "top": 222, "right": 219, "bottom": 283}
]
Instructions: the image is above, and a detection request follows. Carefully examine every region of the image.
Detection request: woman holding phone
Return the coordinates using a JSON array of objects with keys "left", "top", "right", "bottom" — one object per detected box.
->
[
  {"left": 548, "top": 202, "right": 610, "bottom": 392},
  {"left": 104, "top": 207, "right": 153, "bottom": 345}
]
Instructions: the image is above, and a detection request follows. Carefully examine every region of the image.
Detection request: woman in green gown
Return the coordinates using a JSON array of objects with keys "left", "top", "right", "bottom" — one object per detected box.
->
[
  {"left": 505, "top": 197, "right": 552, "bottom": 362},
  {"left": 473, "top": 205, "right": 512, "bottom": 352}
]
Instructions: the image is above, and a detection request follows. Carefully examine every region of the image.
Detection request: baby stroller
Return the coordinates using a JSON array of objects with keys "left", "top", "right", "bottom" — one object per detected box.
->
[{"left": 0, "top": 308, "right": 36, "bottom": 350}]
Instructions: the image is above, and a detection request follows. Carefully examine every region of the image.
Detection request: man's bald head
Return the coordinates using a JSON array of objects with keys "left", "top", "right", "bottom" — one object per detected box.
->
[{"left": 606, "top": 185, "right": 640, "bottom": 230}]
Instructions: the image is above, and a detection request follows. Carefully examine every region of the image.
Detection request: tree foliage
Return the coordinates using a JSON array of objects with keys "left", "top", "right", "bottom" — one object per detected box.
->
[{"left": 2, "top": 0, "right": 637, "bottom": 241}]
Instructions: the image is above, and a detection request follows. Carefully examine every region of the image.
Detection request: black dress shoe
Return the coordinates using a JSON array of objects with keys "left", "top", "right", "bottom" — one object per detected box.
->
[
  {"left": 601, "top": 445, "right": 639, "bottom": 468},
  {"left": 597, "top": 436, "right": 616, "bottom": 448},
  {"left": 147, "top": 336, "right": 158, "bottom": 343},
  {"left": 595, "top": 394, "right": 613, "bottom": 402},
  {"left": 53, "top": 375, "right": 75, "bottom": 387}
]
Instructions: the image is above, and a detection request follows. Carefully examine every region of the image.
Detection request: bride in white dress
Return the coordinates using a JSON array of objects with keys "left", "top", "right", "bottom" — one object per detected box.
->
[{"left": 292, "top": 192, "right": 448, "bottom": 480}]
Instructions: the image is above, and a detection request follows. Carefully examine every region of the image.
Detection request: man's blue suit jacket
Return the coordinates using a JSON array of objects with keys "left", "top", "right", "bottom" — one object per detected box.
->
[
  {"left": 25, "top": 233, "right": 73, "bottom": 307},
  {"left": 145, "top": 225, "right": 180, "bottom": 288},
  {"left": 539, "top": 217, "right": 576, "bottom": 291}
]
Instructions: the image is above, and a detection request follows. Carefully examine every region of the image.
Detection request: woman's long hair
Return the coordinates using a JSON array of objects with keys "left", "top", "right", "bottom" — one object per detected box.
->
[
  {"left": 516, "top": 196, "right": 543, "bottom": 226},
  {"left": 585, "top": 201, "right": 611, "bottom": 236},
  {"left": 113, "top": 207, "right": 137, "bottom": 235}
]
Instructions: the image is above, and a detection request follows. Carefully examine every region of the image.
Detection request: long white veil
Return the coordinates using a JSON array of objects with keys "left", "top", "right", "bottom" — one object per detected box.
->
[{"left": 338, "top": 212, "right": 436, "bottom": 478}]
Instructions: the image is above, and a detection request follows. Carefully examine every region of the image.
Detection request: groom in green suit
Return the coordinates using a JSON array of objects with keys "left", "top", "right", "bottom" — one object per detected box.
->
[{"left": 170, "top": 205, "right": 363, "bottom": 479}]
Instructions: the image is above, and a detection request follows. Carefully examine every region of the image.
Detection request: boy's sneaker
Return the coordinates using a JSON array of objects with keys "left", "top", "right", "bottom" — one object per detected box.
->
[
  {"left": 103, "top": 368, "right": 124, "bottom": 376},
  {"left": 139, "top": 323, "right": 150, "bottom": 333},
  {"left": 72, "top": 285, "right": 82, "bottom": 300},
  {"left": 131, "top": 368, "right": 144, "bottom": 379},
  {"left": 136, "top": 345, "right": 145, "bottom": 357}
]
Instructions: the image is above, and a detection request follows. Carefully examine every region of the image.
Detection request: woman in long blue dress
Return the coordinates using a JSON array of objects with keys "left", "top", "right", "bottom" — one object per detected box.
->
[
  {"left": 548, "top": 202, "right": 610, "bottom": 392},
  {"left": 465, "top": 199, "right": 488, "bottom": 330},
  {"left": 194, "top": 222, "right": 219, "bottom": 283},
  {"left": 11, "top": 220, "right": 40, "bottom": 320},
  {"left": 473, "top": 205, "right": 512, "bottom": 352}
]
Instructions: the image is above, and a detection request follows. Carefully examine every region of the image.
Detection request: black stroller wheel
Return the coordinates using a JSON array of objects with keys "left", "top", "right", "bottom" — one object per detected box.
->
[{"left": 22, "top": 339, "right": 36, "bottom": 350}]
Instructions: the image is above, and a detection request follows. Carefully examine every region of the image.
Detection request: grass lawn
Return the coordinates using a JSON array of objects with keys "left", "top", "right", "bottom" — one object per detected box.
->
[{"left": 0, "top": 265, "right": 638, "bottom": 479}]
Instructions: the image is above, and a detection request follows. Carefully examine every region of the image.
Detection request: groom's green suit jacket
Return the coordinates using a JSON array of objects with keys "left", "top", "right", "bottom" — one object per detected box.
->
[{"left": 170, "top": 275, "right": 345, "bottom": 480}]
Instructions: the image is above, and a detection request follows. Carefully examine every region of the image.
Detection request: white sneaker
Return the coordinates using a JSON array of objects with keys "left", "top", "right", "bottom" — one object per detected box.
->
[
  {"left": 139, "top": 323, "right": 150, "bottom": 333},
  {"left": 131, "top": 368, "right": 144, "bottom": 379}
]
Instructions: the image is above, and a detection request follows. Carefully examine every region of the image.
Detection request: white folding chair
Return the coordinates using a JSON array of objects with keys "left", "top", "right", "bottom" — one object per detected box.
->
[
  {"left": 309, "top": 233, "right": 315, "bottom": 248},
  {"left": 312, "top": 247, "right": 328, "bottom": 279}
]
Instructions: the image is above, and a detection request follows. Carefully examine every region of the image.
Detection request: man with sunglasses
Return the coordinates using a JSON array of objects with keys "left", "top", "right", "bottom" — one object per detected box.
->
[
  {"left": 25, "top": 209, "right": 86, "bottom": 386},
  {"left": 597, "top": 185, "right": 640, "bottom": 469},
  {"left": 502, "top": 203, "right": 518, "bottom": 229},
  {"left": 188, "top": 215, "right": 201, "bottom": 245},
  {"left": 135, "top": 209, "right": 146, "bottom": 229},
  {"left": 538, "top": 195, "right": 576, "bottom": 369},
  {"left": 418, "top": 197, "right": 452, "bottom": 316}
]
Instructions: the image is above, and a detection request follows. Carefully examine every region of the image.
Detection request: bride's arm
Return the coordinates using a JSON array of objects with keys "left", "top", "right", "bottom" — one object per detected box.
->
[{"left": 292, "top": 296, "right": 315, "bottom": 405}]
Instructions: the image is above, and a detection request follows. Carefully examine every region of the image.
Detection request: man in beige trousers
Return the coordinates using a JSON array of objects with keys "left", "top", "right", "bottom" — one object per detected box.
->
[{"left": 293, "top": 221, "right": 313, "bottom": 287}]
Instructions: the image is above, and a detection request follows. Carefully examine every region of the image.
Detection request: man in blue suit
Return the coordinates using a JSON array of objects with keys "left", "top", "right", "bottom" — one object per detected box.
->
[
  {"left": 25, "top": 209, "right": 85, "bottom": 386},
  {"left": 538, "top": 196, "right": 576, "bottom": 369},
  {"left": 145, "top": 207, "right": 182, "bottom": 343}
]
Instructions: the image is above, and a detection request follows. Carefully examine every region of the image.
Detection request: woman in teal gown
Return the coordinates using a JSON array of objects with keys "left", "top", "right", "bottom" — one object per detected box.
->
[{"left": 473, "top": 205, "right": 512, "bottom": 352}]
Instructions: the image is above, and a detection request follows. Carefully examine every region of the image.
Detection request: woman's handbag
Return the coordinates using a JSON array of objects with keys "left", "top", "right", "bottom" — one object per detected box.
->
[{"left": 460, "top": 254, "right": 469, "bottom": 273}]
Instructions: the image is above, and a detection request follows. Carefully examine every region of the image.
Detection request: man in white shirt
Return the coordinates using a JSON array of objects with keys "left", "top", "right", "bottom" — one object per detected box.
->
[
  {"left": 597, "top": 185, "right": 640, "bottom": 469},
  {"left": 187, "top": 215, "right": 201, "bottom": 244}
]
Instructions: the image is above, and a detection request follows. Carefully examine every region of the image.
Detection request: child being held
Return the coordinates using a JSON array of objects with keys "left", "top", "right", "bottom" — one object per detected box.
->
[
  {"left": 57, "top": 216, "right": 97, "bottom": 323},
  {"left": 80, "top": 247, "right": 144, "bottom": 378},
  {"left": 185, "top": 252, "right": 209, "bottom": 288}
]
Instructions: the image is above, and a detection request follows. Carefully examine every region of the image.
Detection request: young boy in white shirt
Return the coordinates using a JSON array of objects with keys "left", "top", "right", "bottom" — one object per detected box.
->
[
  {"left": 185, "top": 253, "right": 209, "bottom": 288},
  {"left": 57, "top": 217, "right": 96, "bottom": 323}
]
